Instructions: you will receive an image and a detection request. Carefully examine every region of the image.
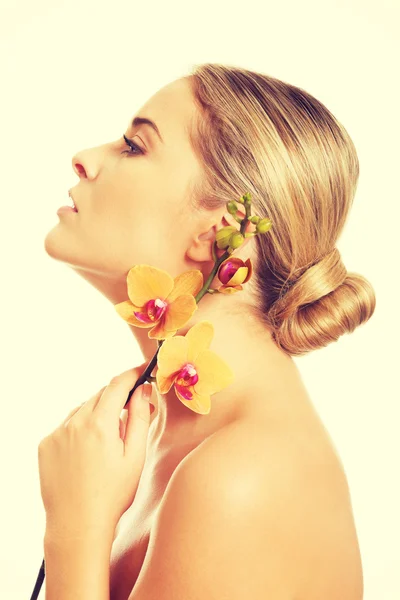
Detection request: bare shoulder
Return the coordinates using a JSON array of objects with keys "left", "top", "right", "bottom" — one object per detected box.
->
[
  {"left": 216, "top": 413, "right": 364, "bottom": 596},
  {"left": 185, "top": 415, "right": 364, "bottom": 599},
  {"left": 129, "top": 413, "right": 363, "bottom": 600}
]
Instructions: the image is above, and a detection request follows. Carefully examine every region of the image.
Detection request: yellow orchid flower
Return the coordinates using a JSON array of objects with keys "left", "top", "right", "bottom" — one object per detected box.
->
[
  {"left": 217, "top": 257, "right": 253, "bottom": 294},
  {"left": 114, "top": 265, "right": 204, "bottom": 340},
  {"left": 155, "top": 321, "right": 234, "bottom": 414}
]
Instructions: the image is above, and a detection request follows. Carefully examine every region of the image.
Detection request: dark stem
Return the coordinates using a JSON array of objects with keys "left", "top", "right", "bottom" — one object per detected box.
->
[
  {"left": 29, "top": 205, "right": 252, "bottom": 600},
  {"left": 29, "top": 559, "right": 45, "bottom": 600}
]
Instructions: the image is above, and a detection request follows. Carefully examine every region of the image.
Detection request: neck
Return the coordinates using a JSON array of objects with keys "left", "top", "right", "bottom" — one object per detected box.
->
[
  {"left": 139, "top": 285, "right": 296, "bottom": 453},
  {"left": 71, "top": 263, "right": 298, "bottom": 454}
]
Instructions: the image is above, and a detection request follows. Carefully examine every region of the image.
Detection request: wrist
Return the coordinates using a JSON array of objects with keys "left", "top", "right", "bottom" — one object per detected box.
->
[
  {"left": 44, "top": 520, "right": 116, "bottom": 548},
  {"left": 43, "top": 526, "right": 112, "bottom": 600}
]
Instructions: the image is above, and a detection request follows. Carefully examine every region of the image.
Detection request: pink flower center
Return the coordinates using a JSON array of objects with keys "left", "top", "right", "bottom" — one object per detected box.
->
[
  {"left": 134, "top": 298, "right": 168, "bottom": 324},
  {"left": 174, "top": 363, "right": 199, "bottom": 401},
  {"left": 218, "top": 260, "right": 240, "bottom": 284}
]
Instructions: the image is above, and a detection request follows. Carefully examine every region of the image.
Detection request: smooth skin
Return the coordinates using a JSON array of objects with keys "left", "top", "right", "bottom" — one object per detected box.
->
[
  {"left": 39, "top": 363, "right": 152, "bottom": 541},
  {"left": 42, "top": 77, "right": 364, "bottom": 599}
]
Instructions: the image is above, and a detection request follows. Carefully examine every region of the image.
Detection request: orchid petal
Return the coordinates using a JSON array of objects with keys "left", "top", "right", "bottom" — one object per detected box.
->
[
  {"left": 174, "top": 384, "right": 211, "bottom": 414},
  {"left": 193, "top": 349, "right": 234, "bottom": 396},
  {"left": 156, "top": 371, "right": 177, "bottom": 394},
  {"left": 126, "top": 265, "right": 174, "bottom": 307},
  {"left": 218, "top": 285, "right": 243, "bottom": 294},
  {"left": 156, "top": 335, "right": 188, "bottom": 376},
  {"left": 163, "top": 294, "right": 198, "bottom": 332},
  {"left": 243, "top": 258, "right": 253, "bottom": 283},
  {"left": 148, "top": 319, "right": 177, "bottom": 340},
  {"left": 227, "top": 266, "right": 249, "bottom": 285},
  {"left": 186, "top": 321, "right": 214, "bottom": 364},
  {"left": 218, "top": 257, "right": 243, "bottom": 282},
  {"left": 167, "top": 270, "right": 204, "bottom": 303},
  {"left": 114, "top": 300, "right": 154, "bottom": 328}
]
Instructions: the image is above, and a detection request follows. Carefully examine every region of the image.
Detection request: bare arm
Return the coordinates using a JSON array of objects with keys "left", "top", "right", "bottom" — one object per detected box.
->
[{"left": 43, "top": 530, "right": 114, "bottom": 600}]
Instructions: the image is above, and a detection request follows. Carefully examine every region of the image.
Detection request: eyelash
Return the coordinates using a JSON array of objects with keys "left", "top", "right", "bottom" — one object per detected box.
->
[{"left": 121, "top": 134, "right": 144, "bottom": 156}]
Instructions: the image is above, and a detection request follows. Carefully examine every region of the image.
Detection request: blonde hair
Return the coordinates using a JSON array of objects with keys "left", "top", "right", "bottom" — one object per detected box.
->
[{"left": 183, "top": 63, "right": 376, "bottom": 357}]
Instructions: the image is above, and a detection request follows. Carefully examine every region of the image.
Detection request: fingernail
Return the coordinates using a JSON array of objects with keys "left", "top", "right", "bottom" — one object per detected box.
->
[{"left": 142, "top": 383, "right": 152, "bottom": 401}]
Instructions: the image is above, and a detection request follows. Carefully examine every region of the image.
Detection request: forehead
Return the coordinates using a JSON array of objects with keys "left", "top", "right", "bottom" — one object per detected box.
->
[{"left": 133, "top": 78, "right": 197, "bottom": 147}]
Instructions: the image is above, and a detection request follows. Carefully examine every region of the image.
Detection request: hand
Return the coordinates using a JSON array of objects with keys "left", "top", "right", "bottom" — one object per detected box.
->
[{"left": 38, "top": 361, "right": 154, "bottom": 541}]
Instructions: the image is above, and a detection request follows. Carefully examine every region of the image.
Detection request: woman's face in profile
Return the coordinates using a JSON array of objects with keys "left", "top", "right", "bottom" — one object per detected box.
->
[{"left": 44, "top": 78, "right": 204, "bottom": 279}]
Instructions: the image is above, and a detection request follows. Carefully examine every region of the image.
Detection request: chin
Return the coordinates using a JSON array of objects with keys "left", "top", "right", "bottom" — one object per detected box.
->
[{"left": 43, "top": 226, "right": 78, "bottom": 266}]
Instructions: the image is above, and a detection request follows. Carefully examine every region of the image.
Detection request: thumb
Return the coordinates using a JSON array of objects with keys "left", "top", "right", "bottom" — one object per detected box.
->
[{"left": 124, "top": 383, "right": 153, "bottom": 456}]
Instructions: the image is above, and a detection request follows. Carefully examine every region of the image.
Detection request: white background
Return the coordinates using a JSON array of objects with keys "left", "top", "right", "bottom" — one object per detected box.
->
[{"left": 0, "top": 1, "right": 398, "bottom": 598}]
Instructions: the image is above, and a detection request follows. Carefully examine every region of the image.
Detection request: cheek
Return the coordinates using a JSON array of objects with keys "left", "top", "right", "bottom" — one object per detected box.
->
[
  {"left": 93, "top": 210, "right": 171, "bottom": 272},
  {"left": 87, "top": 179, "right": 185, "bottom": 271}
]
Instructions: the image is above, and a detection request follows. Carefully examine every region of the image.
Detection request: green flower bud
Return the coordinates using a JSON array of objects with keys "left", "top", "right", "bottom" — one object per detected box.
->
[
  {"left": 256, "top": 218, "right": 272, "bottom": 234},
  {"left": 242, "top": 192, "right": 252, "bottom": 204},
  {"left": 249, "top": 215, "right": 261, "bottom": 224},
  {"left": 229, "top": 232, "right": 244, "bottom": 250},
  {"left": 215, "top": 225, "right": 237, "bottom": 249},
  {"left": 227, "top": 201, "right": 238, "bottom": 215}
]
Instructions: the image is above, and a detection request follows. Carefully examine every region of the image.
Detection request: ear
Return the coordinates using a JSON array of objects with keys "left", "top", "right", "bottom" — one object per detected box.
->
[{"left": 186, "top": 205, "right": 253, "bottom": 264}]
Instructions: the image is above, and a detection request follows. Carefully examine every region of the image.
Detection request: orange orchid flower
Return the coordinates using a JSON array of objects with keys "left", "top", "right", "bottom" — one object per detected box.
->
[
  {"left": 114, "top": 265, "right": 204, "bottom": 340},
  {"left": 217, "top": 257, "right": 253, "bottom": 294},
  {"left": 155, "top": 321, "right": 234, "bottom": 414}
]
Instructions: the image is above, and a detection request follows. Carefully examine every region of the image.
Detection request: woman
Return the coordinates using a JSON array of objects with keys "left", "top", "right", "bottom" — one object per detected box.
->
[{"left": 40, "top": 63, "right": 375, "bottom": 599}]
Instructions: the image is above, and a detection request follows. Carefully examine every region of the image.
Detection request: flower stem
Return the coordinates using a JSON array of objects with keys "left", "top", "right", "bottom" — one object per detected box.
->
[
  {"left": 124, "top": 349, "right": 160, "bottom": 406},
  {"left": 194, "top": 244, "right": 230, "bottom": 303},
  {"left": 123, "top": 203, "right": 252, "bottom": 407}
]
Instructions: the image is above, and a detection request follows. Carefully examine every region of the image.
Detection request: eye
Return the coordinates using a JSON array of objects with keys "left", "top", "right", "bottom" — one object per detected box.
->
[{"left": 121, "top": 134, "right": 144, "bottom": 156}]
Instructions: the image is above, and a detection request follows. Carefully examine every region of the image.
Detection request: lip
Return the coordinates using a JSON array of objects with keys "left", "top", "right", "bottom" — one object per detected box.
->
[
  {"left": 57, "top": 206, "right": 78, "bottom": 215},
  {"left": 68, "top": 188, "right": 79, "bottom": 212}
]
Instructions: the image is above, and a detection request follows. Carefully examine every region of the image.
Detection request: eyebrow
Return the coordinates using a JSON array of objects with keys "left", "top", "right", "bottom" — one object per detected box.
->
[{"left": 131, "top": 116, "right": 163, "bottom": 143}]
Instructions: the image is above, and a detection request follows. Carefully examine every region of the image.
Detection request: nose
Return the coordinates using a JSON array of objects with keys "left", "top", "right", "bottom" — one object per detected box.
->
[{"left": 72, "top": 156, "right": 87, "bottom": 178}]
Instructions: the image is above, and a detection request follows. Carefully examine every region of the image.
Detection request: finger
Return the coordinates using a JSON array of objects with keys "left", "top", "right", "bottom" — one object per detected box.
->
[
  {"left": 60, "top": 402, "right": 86, "bottom": 427},
  {"left": 76, "top": 385, "right": 108, "bottom": 417},
  {"left": 94, "top": 361, "right": 150, "bottom": 423},
  {"left": 61, "top": 384, "right": 108, "bottom": 427},
  {"left": 124, "top": 383, "right": 152, "bottom": 458},
  {"left": 119, "top": 409, "right": 128, "bottom": 439}
]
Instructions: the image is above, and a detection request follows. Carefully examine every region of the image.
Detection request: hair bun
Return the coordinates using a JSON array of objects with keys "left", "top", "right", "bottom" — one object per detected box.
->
[
  {"left": 270, "top": 248, "right": 346, "bottom": 322},
  {"left": 187, "top": 63, "right": 377, "bottom": 356},
  {"left": 268, "top": 249, "right": 376, "bottom": 356}
]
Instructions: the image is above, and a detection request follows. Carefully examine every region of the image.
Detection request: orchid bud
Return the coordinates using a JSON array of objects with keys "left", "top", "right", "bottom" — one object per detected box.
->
[
  {"left": 242, "top": 192, "right": 252, "bottom": 205},
  {"left": 218, "top": 259, "right": 241, "bottom": 284},
  {"left": 256, "top": 218, "right": 272, "bottom": 234},
  {"left": 227, "top": 201, "right": 238, "bottom": 215},
  {"left": 217, "top": 257, "right": 253, "bottom": 293},
  {"left": 215, "top": 226, "right": 237, "bottom": 249},
  {"left": 229, "top": 232, "right": 244, "bottom": 250},
  {"left": 249, "top": 215, "right": 261, "bottom": 224}
]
